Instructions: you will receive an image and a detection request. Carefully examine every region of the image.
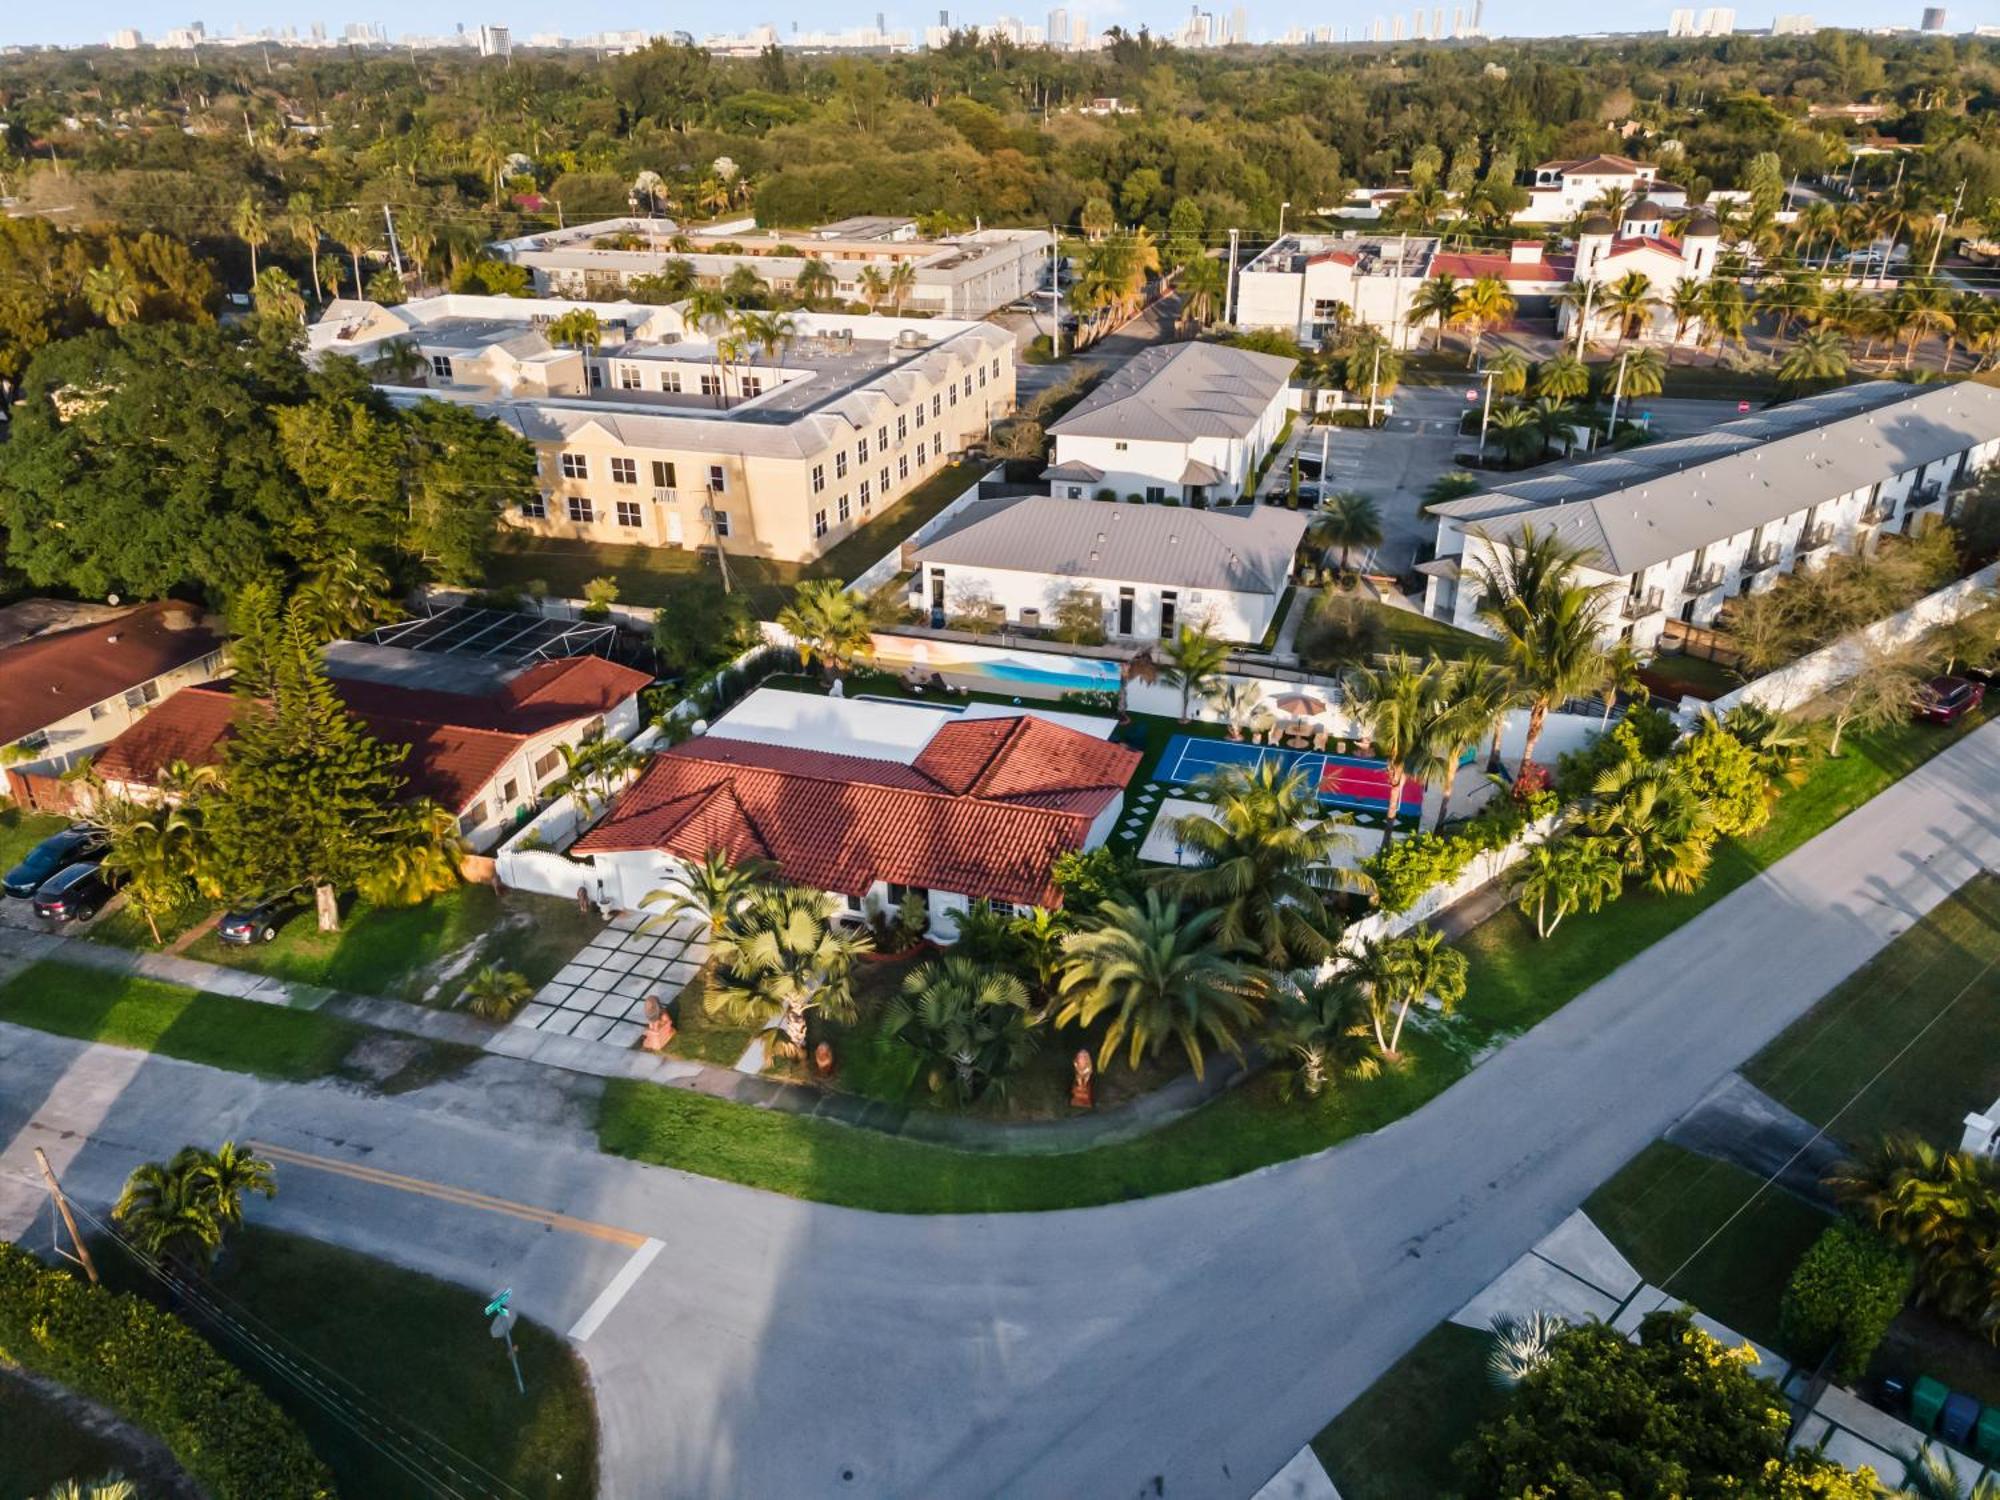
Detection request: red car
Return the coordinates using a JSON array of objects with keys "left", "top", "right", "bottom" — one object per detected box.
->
[{"left": 1914, "top": 675, "right": 1984, "bottom": 725}]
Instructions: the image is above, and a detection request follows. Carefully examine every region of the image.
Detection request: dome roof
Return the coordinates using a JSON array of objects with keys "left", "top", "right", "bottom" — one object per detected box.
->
[
  {"left": 1626, "top": 199, "right": 1665, "bottom": 219},
  {"left": 1577, "top": 213, "right": 1615, "bottom": 235},
  {"left": 1683, "top": 212, "right": 1721, "bottom": 236}
]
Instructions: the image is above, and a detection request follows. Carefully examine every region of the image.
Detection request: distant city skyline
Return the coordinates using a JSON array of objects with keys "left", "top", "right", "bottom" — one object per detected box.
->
[{"left": 1, "top": 0, "right": 1983, "bottom": 51}]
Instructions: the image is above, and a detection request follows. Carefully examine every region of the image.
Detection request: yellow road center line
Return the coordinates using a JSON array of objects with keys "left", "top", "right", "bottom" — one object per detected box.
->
[{"left": 249, "top": 1140, "right": 646, "bottom": 1248}]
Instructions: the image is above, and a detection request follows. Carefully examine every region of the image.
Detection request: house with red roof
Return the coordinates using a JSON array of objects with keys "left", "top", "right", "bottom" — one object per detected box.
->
[
  {"left": 95, "top": 649, "right": 652, "bottom": 852},
  {"left": 571, "top": 691, "right": 1140, "bottom": 935},
  {"left": 1516, "top": 154, "right": 1690, "bottom": 225}
]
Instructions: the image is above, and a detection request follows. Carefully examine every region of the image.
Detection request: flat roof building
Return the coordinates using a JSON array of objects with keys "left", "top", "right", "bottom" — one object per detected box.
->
[{"left": 1234, "top": 232, "right": 1440, "bottom": 349}]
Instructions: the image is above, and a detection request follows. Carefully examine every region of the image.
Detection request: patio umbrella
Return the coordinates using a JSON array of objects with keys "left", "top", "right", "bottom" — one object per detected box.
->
[{"left": 1273, "top": 692, "right": 1329, "bottom": 716}]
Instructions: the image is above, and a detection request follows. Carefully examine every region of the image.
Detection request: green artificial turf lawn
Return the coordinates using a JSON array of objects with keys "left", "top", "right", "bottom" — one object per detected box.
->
[{"left": 0, "top": 960, "right": 359, "bottom": 1081}]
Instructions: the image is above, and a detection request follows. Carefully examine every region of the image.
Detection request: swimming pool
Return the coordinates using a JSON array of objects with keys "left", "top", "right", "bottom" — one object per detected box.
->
[{"left": 868, "top": 635, "right": 1121, "bottom": 696}]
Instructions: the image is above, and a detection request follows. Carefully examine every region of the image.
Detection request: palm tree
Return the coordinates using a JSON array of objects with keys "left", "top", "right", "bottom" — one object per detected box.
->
[
  {"left": 1667, "top": 276, "right": 1708, "bottom": 359},
  {"left": 546, "top": 734, "right": 643, "bottom": 823},
  {"left": 370, "top": 337, "right": 427, "bottom": 386},
  {"left": 1454, "top": 275, "right": 1516, "bottom": 368},
  {"left": 1474, "top": 525, "right": 1610, "bottom": 776},
  {"left": 1890, "top": 280, "right": 1955, "bottom": 369},
  {"left": 1828, "top": 1134, "right": 2000, "bottom": 1335},
  {"left": 100, "top": 805, "right": 197, "bottom": 944},
  {"left": 285, "top": 192, "right": 324, "bottom": 301},
  {"left": 1488, "top": 405, "right": 1543, "bottom": 466},
  {"left": 708, "top": 885, "right": 872, "bottom": 1061},
  {"left": 683, "top": 285, "right": 731, "bottom": 338},
  {"left": 1597, "top": 639, "right": 1648, "bottom": 724},
  {"left": 1600, "top": 271, "right": 1660, "bottom": 348},
  {"left": 1308, "top": 492, "right": 1383, "bottom": 575},
  {"left": 184, "top": 1141, "right": 276, "bottom": 1232},
  {"left": 641, "top": 849, "right": 771, "bottom": 945},
  {"left": 1507, "top": 834, "right": 1624, "bottom": 938},
  {"left": 1897, "top": 1442, "right": 2000, "bottom": 1500},
  {"left": 1408, "top": 271, "right": 1463, "bottom": 353},
  {"left": 795, "top": 257, "right": 836, "bottom": 309},
  {"left": 1431, "top": 657, "right": 1516, "bottom": 824},
  {"left": 40, "top": 1477, "right": 139, "bottom": 1500},
  {"left": 1266, "top": 970, "right": 1379, "bottom": 1099},
  {"left": 1176, "top": 253, "right": 1226, "bottom": 328},
  {"left": 462, "top": 965, "right": 533, "bottom": 1020},
  {"left": 1344, "top": 652, "right": 1448, "bottom": 851},
  {"left": 114, "top": 1156, "right": 224, "bottom": 1273},
  {"left": 1485, "top": 346, "right": 1528, "bottom": 397},
  {"left": 325, "top": 208, "right": 372, "bottom": 295},
  {"left": 1054, "top": 892, "right": 1261, "bottom": 1080},
  {"left": 1159, "top": 622, "right": 1229, "bottom": 722},
  {"left": 722, "top": 264, "right": 767, "bottom": 306},
  {"left": 883, "top": 956, "right": 1038, "bottom": 1102},
  {"left": 1533, "top": 353, "right": 1590, "bottom": 401},
  {"left": 252, "top": 266, "right": 306, "bottom": 325},
  {"left": 232, "top": 193, "right": 269, "bottom": 285},
  {"left": 81, "top": 263, "right": 141, "bottom": 327},
  {"left": 546, "top": 307, "right": 605, "bottom": 350},
  {"left": 857, "top": 264, "right": 890, "bottom": 312},
  {"left": 1586, "top": 757, "right": 1715, "bottom": 895},
  {"left": 1608, "top": 346, "right": 1665, "bottom": 407},
  {"left": 1778, "top": 325, "right": 1850, "bottom": 390},
  {"left": 1163, "top": 760, "right": 1361, "bottom": 968},
  {"left": 1345, "top": 924, "right": 1467, "bottom": 1059},
  {"left": 777, "top": 578, "right": 875, "bottom": 674},
  {"left": 885, "top": 259, "right": 917, "bottom": 313},
  {"left": 1700, "top": 279, "right": 1751, "bottom": 356},
  {"left": 1488, "top": 1311, "right": 1568, "bottom": 1389}
]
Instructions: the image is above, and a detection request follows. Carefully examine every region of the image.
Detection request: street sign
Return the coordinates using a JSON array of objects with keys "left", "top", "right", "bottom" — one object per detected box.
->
[
  {"left": 486, "top": 1288, "right": 526, "bottom": 1396},
  {"left": 484, "top": 1288, "right": 511, "bottom": 1319},
  {"left": 489, "top": 1308, "right": 517, "bottom": 1339},
  {"left": 1737, "top": 400, "right": 1752, "bottom": 413},
  {"left": 1465, "top": 389, "right": 1479, "bottom": 402}
]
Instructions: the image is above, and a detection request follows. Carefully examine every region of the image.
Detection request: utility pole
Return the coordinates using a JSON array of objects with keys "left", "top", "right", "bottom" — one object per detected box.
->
[
  {"left": 1607, "top": 347, "right": 1631, "bottom": 441},
  {"left": 1926, "top": 181, "right": 1965, "bottom": 279},
  {"left": 34, "top": 1148, "right": 99, "bottom": 1286},
  {"left": 1049, "top": 226, "right": 1062, "bottom": 358},
  {"left": 1476, "top": 367, "right": 1497, "bottom": 463},
  {"left": 1277, "top": 200, "right": 1292, "bottom": 240},
  {"left": 1573, "top": 280, "right": 1596, "bottom": 358},
  {"left": 1224, "top": 228, "right": 1240, "bottom": 325},
  {"left": 1392, "top": 232, "right": 1409, "bottom": 352},
  {"left": 382, "top": 205, "right": 405, "bottom": 278},
  {"left": 1366, "top": 342, "right": 1383, "bottom": 427},
  {"left": 708, "top": 489, "right": 733, "bottom": 595}
]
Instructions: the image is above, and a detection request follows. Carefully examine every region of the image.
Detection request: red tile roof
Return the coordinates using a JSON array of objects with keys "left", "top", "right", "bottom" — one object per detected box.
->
[
  {"left": 1429, "top": 251, "right": 1573, "bottom": 284},
  {"left": 1539, "top": 153, "right": 1648, "bottom": 176},
  {"left": 0, "top": 601, "right": 223, "bottom": 746},
  {"left": 1605, "top": 235, "right": 1689, "bottom": 262},
  {"left": 1305, "top": 249, "right": 1359, "bottom": 267},
  {"left": 94, "top": 655, "right": 649, "bottom": 815},
  {"left": 575, "top": 717, "right": 1141, "bottom": 906}
]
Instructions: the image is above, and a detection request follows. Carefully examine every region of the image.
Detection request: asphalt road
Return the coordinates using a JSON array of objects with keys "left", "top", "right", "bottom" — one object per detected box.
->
[{"left": 7, "top": 720, "right": 2000, "bottom": 1499}]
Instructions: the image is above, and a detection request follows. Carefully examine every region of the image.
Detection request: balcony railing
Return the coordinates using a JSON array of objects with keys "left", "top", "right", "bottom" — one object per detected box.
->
[
  {"left": 1860, "top": 504, "right": 1894, "bottom": 526},
  {"left": 1619, "top": 587, "right": 1665, "bottom": 620},
  {"left": 1683, "top": 564, "right": 1723, "bottom": 594},
  {"left": 1797, "top": 522, "right": 1835, "bottom": 551},
  {"left": 1911, "top": 483, "right": 1944, "bottom": 508},
  {"left": 653, "top": 487, "right": 678, "bottom": 504},
  {"left": 1741, "top": 543, "right": 1783, "bottom": 574}
]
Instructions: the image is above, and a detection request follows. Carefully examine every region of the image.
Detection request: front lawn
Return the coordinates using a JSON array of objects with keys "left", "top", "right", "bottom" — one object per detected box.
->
[
  {"left": 99, "top": 1225, "right": 597, "bottom": 1500},
  {"left": 1311, "top": 1322, "right": 1501, "bottom": 1500},
  {"left": 0, "top": 961, "right": 360, "bottom": 1081},
  {"left": 0, "top": 806, "right": 72, "bottom": 871},
  {"left": 180, "top": 884, "right": 602, "bottom": 1008}
]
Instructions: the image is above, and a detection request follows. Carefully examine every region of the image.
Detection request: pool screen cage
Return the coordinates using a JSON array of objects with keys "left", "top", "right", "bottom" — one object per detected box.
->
[{"left": 367, "top": 606, "right": 622, "bottom": 664}]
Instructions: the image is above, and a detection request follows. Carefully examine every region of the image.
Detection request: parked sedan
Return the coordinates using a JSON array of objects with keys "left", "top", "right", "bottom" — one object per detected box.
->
[
  {"left": 1914, "top": 675, "right": 1985, "bottom": 725},
  {"left": 216, "top": 892, "right": 306, "bottom": 946},
  {"left": 31, "top": 860, "right": 122, "bottom": 924},
  {"left": 4, "top": 827, "right": 106, "bottom": 899}
]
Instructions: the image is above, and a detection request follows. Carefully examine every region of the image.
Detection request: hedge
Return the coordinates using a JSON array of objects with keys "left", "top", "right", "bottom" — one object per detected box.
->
[
  {"left": 0, "top": 1244, "right": 334, "bottom": 1500},
  {"left": 1778, "top": 1222, "right": 1914, "bottom": 1383}
]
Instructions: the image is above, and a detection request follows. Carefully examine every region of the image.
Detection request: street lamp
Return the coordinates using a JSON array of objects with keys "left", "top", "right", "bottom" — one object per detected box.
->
[{"left": 1277, "top": 201, "right": 1293, "bottom": 240}]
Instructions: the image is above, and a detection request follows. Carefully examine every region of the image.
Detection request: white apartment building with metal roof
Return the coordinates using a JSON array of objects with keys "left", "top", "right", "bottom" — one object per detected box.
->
[
  {"left": 910, "top": 494, "right": 1307, "bottom": 643},
  {"left": 1043, "top": 342, "right": 1297, "bottom": 506},
  {"left": 311, "top": 296, "right": 1015, "bottom": 565},
  {"left": 488, "top": 216, "right": 1052, "bottom": 319},
  {"left": 1420, "top": 381, "right": 2000, "bottom": 652}
]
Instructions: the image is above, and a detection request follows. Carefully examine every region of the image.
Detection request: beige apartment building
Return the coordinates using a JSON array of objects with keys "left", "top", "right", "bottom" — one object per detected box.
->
[{"left": 310, "top": 295, "right": 1017, "bottom": 564}]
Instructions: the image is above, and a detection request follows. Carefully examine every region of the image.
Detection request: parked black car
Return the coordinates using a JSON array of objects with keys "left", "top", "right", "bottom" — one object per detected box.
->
[
  {"left": 4, "top": 828, "right": 106, "bottom": 899},
  {"left": 217, "top": 892, "right": 306, "bottom": 946},
  {"left": 31, "top": 860, "right": 121, "bottom": 924}
]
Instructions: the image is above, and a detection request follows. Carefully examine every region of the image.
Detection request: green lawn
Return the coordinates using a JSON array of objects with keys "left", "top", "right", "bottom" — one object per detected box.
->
[
  {"left": 98, "top": 1225, "right": 597, "bottom": 1500},
  {"left": 484, "top": 459, "right": 986, "bottom": 616},
  {"left": 0, "top": 1369, "right": 168, "bottom": 1498},
  {"left": 1640, "top": 651, "right": 1745, "bottom": 703},
  {"left": 1361, "top": 598, "right": 1499, "bottom": 661},
  {"left": 180, "top": 884, "right": 601, "bottom": 1008},
  {"left": 1311, "top": 1322, "right": 1502, "bottom": 1500},
  {"left": 0, "top": 961, "right": 360, "bottom": 1080},
  {"left": 0, "top": 806, "right": 71, "bottom": 871}
]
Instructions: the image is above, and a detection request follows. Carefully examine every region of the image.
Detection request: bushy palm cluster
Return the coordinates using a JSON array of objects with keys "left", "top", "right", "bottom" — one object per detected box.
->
[
  {"left": 113, "top": 1142, "right": 276, "bottom": 1276},
  {"left": 1830, "top": 1135, "right": 2000, "bottom": 1342}
]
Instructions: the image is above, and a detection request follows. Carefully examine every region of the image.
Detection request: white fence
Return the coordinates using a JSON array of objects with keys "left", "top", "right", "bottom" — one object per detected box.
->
[
  {"left": 846, "top": 467, "right": 1003, "bottom": 598},
  {"left": 1690, "top": 561, "right": 2000, "bottom": 720},
  {"left": 1342, "top": 810, "right": 1562, "bottom": 951}
]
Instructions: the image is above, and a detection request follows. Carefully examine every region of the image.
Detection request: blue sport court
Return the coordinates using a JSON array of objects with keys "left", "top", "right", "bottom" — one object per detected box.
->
[{"left": 1158, "top": 735, "right": 1423, "bottom": 822}]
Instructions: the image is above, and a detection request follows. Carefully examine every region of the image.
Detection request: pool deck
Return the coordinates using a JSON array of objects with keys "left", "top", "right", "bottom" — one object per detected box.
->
[{"left": 709, "top": 684, "right": 1116, "bottom": 764}]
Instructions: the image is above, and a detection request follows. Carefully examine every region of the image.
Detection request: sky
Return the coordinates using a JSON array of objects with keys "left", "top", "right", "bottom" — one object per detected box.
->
[{"left": 0, "top": 0, "right": 1964, "bottom": 53}]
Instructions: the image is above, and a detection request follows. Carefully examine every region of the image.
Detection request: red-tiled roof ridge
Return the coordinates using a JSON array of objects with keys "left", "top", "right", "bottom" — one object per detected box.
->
[
  {"left": 635, "top": 779, "right": 778, "bottom": 867},
  {"left": 914, "top": 715, "right": 1141, "bottom": 801},
  {"left": 93, "top": 682, "right": 237, "bottom": 787},
  {"left": 0, "top": 600, "right": 224, "bottom": 746},
  {"left": 499, "top": 655, "right": 653, "bottom": 714}
]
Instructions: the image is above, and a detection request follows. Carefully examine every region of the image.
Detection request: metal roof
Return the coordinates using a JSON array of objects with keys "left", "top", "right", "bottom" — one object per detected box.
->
[
  {"left": 1442, "top": 381, "right": 2000, "bottom": 576},
  {"left": 915, "top": 495, "right": 1308, "bottom": 595},
  {"left": 1048, "top": 343, "right": 1296, "bottom": 444}
]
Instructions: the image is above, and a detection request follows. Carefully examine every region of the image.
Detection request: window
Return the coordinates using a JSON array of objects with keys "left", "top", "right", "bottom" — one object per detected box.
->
[
  {"left": 931, "top": 394, "right": 942, "bottom": 418},
  {"left": 700, "top": 373, "right": 721, "bottom": 397},
  {"left": 839, "top": 494, "right": 852, "bottom": 523},
  {"left": 741, "top": 375, "right": 762, "bottom": 398},
  {"left": 978, "top": 365, "right": 988, "bottom": 387},
  {"left": 651, "top": 460, "right": 677, "bottom": 490},
  {"left": 458, "top": 804, "right": 487, "bottom": 835},
  {"left": 123, "top": 680, "right": 161, "bottom": 711},
  {"left": 533, "top": 748, "right": 562, "bottom": 779},
  {"left": 857, "top": 437, "right": 870, "bottom": 463},
  {"left": 519, "top": 493, "right": 548, "bottom": 519},
  {"left": 1067, "top": 485, "right": 1083, "bottom": 499},
  {"left": 1114, "top": 441, "right": 1129, "bottom": 452},
  {"left": 1159, "top": 590, "right": 1179, "bottom": 638},
  {"left": 708, "top": 465, "right": 727, "bottom": 493},
  {"left": 814, "top": 509, "right": 829, "bottom": 538},
  {"left": 15, "top": 730, "right": 49, "bottom": 755},
  {"left": 1145, "top": 485, "right": 1165, "bottom": 503},
  {"left": 877, "top": 425, "right": 889, "bottom": 450},
  {"left": 991, "top": 357, "right": 1001, "bottom": 380},
  {"left": 89, "top": 702, "right": 109, "bottom": 721},
  {"left": 916, "top": 444, "right": 928, "bottom": 468},
  {"left": 560, "top": 453, "right": 589, "bottom": 480},
  {"left": 567, "top": 496, "right": 595, "bottom": 523},
  {"left": 898, "top": 456, "right": 909, "bottom": 481},
  {"left": 854, "top": 484, "right": 867, "bottom": 514},
  {"left": 932, "top": 434, "right": 942, "bottom": 456},
  {"left": 610, "top": 457, "right": 637, "bottom": 485},
  {"left": 711, "top": 509, "right": 731, "bottom": 537},
  {"left": 963, "top": 375, "right": 973, "bottom": 397},
  {"left": 588, "top": 365, "right": 602, "bottom": 389},
  {"left": 879, "top": 467, "right": 891, "bottom": 495},
  {"left": 429, "top": 354, "right": 453, "bottom": 381},
  {"left": 915, "top": 402, "right": 926, "bottom": 429},
  {"left": 616, "top": 500, "right": 643, "bottom": 528},
  {"left": 661, "top": 369, "right": 682, "bottom": 394},
  {"left": 835, "top": 452, "right": 849, "bottom": 479},
  {"left": 897, "top": 415, "right": 908, "bottom": 442},
  {"left": 948, "top": 384, "right": 958, "bottom": 407},
  {"left": 618, "top": 364, "right": 642, "bottom": 390},
  {"left": 811, "top": 464, "right": 826, "bottom": 494},
  {"left": 500, "top": 778, "right": 520, "bottom": 804}
]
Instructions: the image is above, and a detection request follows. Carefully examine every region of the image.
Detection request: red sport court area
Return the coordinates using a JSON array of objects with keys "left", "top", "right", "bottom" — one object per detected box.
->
[{"left": 1158, "top": 735, "right": 1423, "bottom": 823}]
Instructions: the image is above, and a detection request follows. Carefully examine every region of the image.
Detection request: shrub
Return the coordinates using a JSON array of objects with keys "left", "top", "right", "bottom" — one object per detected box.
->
[
  {"left": 1779, "top": 1222, "right": 1914, "bottom": 1382},
  {"left": 1553, "top": 704, "right": 1678, "bottom": 799},
  {"left": 0, "top": 1244, "right": 334, "bottom": 1500},
  {"left": 462, "top": 965, "right": 534, "bottom": 1020},
  {"left": 1363, "top": 805, "right": 1526, "bottom": 913}
]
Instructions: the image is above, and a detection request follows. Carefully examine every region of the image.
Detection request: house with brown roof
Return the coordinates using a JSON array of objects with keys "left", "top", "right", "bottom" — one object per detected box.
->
[
  {"left": 0, "top": 600, "right": 227, "bottom": 779},
  {"left": 94, "top": 650, "right": 652, "bottom": 852},
  {"left": 571, "top": 689, "right": 1139, "bottom": 934}
]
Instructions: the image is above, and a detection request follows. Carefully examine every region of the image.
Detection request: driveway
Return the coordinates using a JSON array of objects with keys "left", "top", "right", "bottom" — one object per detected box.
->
[{"left": 7, "top": 723, "right": 2000, "bottom": 1498}]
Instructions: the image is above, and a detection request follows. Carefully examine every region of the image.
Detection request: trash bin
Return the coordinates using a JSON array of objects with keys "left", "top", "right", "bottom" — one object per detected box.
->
[
  {"left": 1975, "top": 1406, "right": 2000, "bottom": 1466},
  {"left": 1940, "top": 1391, "right": 1979, "bottom": 1448},
  {"left": 1912, "top": 1376, "right": 1950, "bottom": 1433}
]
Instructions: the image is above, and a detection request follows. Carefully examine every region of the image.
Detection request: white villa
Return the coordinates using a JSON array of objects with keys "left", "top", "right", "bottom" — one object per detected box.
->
[
  {"left": 1514, "top": 154, "right": 1690, "bottom": 225},
  {"left": 1042, "top": 342, "right": 1296, "bottom": 505},
  {"left": 1421, "top": 381, "right": 2000, "bottom": 652},
  {"left": 910, "top": 494, "right": 1308, "bottom": 644},
  {"left": 1232, "top": 232, "right": 1440, "bottom": 349}
]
